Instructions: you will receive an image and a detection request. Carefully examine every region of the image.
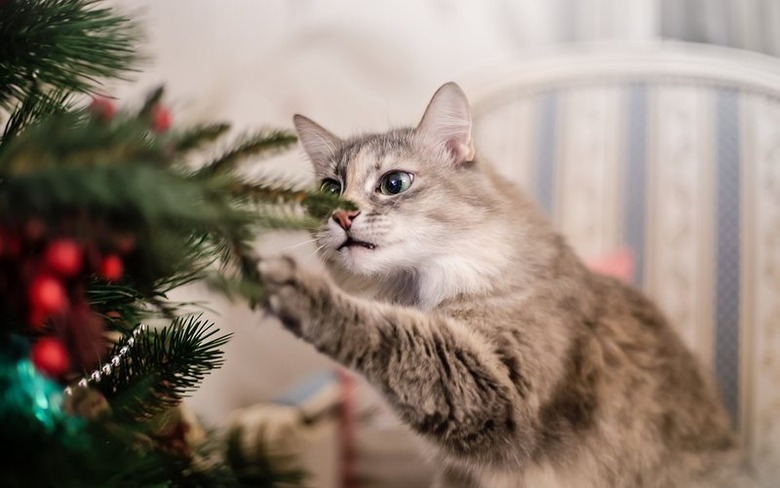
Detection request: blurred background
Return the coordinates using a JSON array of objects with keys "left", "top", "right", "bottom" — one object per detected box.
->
[{"left": 108, "top": 1, "right": 780, "bottom": 486}]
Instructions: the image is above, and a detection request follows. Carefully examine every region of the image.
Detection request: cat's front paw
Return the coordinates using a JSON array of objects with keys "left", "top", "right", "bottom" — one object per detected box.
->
[{"left": 258, "top": 255, "right": 330, "bottom": 338}]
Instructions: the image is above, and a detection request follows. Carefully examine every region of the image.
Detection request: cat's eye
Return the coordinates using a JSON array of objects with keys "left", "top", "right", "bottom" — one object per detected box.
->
[
  {"left": 378, "top": 171, "right": 413, "bottom": 195},
  {"left": 320, "top": 179, "right": 341, "bottom": 196}
]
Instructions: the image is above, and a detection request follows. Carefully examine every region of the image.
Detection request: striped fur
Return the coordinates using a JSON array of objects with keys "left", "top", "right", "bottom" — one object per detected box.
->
[{"left": 259, "top": 83, "right": 755, "bottom": 487}]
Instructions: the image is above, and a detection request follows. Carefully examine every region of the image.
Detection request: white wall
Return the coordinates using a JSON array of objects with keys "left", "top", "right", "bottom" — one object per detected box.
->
[{"left": 109, "top": 0, "right": 658, "bottom": 427}]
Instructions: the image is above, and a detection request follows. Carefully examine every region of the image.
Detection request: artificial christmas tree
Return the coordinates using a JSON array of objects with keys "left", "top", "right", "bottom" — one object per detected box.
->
[{"left": 0, "top": 1, "right": 346, "bottom": 486}]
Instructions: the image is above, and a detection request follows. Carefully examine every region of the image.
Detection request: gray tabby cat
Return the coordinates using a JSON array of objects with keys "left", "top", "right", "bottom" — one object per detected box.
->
[{"left": 258, "top": 83, "right": 754, "bottom": 487}]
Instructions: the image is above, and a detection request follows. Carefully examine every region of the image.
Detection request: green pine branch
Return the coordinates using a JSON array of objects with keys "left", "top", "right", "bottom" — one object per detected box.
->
[
  {"left": 175, "top": 123, "right": 231, "bottom": 153},
  {"left": 97, "top": 316, "right": 230, "bottom": 423},
  {"left": 0, "top": 98, "right": 351, "bottom": 330},
  {"left": 1, "top": 85, "right": 74, "bottom": 146},
  {"left": 0, "top": 0, "right": 139, "bottom": 111},
  {"left": 0, "top": 111, "right": 168, "bottom": 175},
  {"left": 197, "top": 130, "right": 299, "bottom": 178},
  {"left": 232, "top": 181, "right": 357, "bottom": 219}
]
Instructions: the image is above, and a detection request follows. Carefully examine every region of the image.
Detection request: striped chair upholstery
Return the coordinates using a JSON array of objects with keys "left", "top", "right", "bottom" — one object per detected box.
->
[{"left": 467, "top": 42, "right": 780, "bottom": 484}]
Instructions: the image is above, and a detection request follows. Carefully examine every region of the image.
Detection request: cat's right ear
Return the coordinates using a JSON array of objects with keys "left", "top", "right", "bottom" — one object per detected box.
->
[
  {"left": 415, "top": 82, "right": 475, "bottom": 166},
  {"left": 293, "top": 114, "right": 341, "bottom": 175}
]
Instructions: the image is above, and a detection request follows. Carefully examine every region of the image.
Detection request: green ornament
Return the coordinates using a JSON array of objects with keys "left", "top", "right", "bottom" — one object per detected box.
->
[{"left": 0, "top": 336, "right": 84, "bottom": 442}]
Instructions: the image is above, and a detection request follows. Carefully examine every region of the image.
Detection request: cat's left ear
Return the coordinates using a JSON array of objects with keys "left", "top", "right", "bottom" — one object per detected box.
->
[
  {"left": 415, "top": 82, "right": 475, "bottom": 165},
  {"left": 293, "top": 114, "right": 341, "bottom": 175}
]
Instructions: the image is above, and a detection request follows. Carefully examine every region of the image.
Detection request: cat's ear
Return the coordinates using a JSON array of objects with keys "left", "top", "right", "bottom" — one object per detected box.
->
[
  {"left": 415, "top": 82, "right": 475, "bottom": 165},
  {"left": 293, "top": 114, "right": 341, "bottom": 175}
]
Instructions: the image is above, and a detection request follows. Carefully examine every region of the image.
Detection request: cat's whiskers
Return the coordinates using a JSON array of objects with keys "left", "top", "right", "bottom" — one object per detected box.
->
[
  {"left": 303, "top": 242, "right": 328, "bottom": 265},
  {"left": 279, "top": 238, "right": 318, "bottom": 253}
]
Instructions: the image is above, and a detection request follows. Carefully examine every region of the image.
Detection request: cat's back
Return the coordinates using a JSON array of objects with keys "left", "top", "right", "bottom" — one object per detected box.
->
[
  {"left": 593, "top": 274, "right": 731, "bottom": 428},
  {"left": 553, "top": 274, "right": 741, "bottom": 486},
  {"left": 438, "top": 262, "right": 743, "bottom": 487}
]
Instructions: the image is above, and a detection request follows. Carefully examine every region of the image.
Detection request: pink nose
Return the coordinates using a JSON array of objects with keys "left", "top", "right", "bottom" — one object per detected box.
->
[{"left": 332, "top": 210, "right": 360, "bottom": 230}]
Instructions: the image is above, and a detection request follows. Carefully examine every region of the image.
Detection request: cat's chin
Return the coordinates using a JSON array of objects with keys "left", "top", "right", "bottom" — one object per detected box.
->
[
  {"left": 337, "top": 244, "right": 376, "bottom": 261},
  {"left": 334, "top": 245, "right": 393, "bottom": 277}
]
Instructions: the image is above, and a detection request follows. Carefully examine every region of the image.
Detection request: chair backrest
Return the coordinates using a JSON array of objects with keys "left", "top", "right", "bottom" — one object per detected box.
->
[{"left": 465, "top": 41, "right": 780, "bottom": 482}]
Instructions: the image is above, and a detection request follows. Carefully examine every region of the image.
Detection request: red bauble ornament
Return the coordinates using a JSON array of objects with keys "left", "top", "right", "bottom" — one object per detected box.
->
[
  {"left": 29, "top": 274, "right": 68, "bottom": 317},
  {"left": 151, "top": 104, "right": 172, "bottom": 133},
  {"left": 90, "top": 96, "right": 116, "bottom": 121},
  {"left": 44, "top": 239, "right": 83, "bottom": 277},
  {"left": 100, "top": 254, "right": 123, "bottom": 281},
  {"left": 31, "top": 337, "right": 71, "bottom": 378}
]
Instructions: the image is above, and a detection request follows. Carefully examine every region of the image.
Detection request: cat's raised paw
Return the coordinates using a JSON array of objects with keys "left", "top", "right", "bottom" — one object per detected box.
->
[
  {"left": 257, "top": 255, "right": 330, "bottom": 339},
  {"left": 257, "top": 255, "right": 298, "bottom": 288}
]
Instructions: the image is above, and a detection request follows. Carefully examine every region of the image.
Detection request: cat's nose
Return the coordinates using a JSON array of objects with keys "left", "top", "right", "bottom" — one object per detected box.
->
[{"left": 332, "top": 209, "right": 360, "bottom": 230}]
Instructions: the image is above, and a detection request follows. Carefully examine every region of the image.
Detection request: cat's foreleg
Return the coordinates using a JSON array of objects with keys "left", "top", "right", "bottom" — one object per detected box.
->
[{"left": 259, "top": 256, "right": 531, "bottom": 465}]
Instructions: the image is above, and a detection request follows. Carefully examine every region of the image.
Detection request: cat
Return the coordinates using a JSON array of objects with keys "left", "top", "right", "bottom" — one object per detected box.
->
[{"left": 258, "top": 82, "right": 755, "bottom": 487}]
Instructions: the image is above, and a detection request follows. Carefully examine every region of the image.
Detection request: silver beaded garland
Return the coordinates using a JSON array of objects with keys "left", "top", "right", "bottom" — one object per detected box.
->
[{"left": 64, "top": 323, "right": 148, "bottom": 395}]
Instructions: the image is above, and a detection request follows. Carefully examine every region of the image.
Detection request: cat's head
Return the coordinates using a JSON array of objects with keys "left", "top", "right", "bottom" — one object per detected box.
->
[{"left": 293, "top": 83, "right": 514, "bottom": 295}]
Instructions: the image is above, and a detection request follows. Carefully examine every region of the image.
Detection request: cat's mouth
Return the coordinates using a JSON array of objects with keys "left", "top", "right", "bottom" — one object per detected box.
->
[{"left": 337, "top": 237, "right": 376, "bottom": 251}]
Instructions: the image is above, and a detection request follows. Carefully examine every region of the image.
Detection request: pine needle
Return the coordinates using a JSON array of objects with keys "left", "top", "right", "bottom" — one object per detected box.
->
[{"left": 139, "top": 85, "right": 165, "bottom": 116}]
